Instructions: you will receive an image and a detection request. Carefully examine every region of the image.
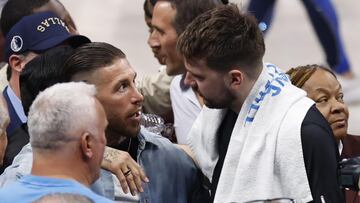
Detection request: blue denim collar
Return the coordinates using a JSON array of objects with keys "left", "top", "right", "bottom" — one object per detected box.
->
[{"left": 137, "top": 128, "right": 160, "bottom": 150}]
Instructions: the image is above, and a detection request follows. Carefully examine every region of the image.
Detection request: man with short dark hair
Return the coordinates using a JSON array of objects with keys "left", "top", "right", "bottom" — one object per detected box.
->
[
  {"left": 150, "top": 0, "right": 225, "bottom": 144},
  {"left": 138, "top": 0, "right": 175, "bottom": 127},
  {"left": 64, "top": 42, "right": 208, "bottom": 202},
  {"left": 177, "top": 4, "right": 344, "bottom": 203}
]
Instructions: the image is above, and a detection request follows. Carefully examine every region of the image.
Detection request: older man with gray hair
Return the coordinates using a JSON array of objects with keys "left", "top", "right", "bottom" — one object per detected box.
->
[{"left": 0, "top": 82, "right": 113, "bottom": 203}]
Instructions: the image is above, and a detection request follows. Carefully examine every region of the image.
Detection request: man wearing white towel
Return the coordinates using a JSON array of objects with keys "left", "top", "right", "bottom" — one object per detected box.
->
[{"left": 177, "top": 4, "right": 344, "bottom": 203}]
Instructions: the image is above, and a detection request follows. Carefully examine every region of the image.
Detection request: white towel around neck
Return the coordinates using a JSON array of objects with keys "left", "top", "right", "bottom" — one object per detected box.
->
[{"left": 187, "top": 63, "right": 314, "bottom": 203}]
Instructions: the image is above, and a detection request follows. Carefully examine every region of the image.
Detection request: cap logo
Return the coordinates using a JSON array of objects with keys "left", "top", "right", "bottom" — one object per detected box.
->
[{"left": 10, "top": 35, "right": 23, "bottom": 52}]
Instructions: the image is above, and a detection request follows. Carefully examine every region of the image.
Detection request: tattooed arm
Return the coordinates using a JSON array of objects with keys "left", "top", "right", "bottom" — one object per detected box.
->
[{"left": 101, "top": 146, "right": 149, "bottom": 195}]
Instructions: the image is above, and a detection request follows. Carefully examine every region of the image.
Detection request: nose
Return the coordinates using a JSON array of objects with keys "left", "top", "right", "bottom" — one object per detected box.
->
[
  {"left": 131, "top": 86, "right": 144, "bottom": 106},
  {"left": 184, "top": 72, "right": 197, "bottom": 87},
  {"left": 148, "top": 30, "right": 160, "bottom": 49},
  {"left": 330, "top": 98, "right": 346, "bottom": 114}
]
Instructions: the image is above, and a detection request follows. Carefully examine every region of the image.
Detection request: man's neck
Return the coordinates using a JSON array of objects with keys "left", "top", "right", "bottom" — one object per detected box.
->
[
  {"left": 194, "top": 90, "right": 204, "bottom": 107},
  {"left": 229, "top": 82, "right": 255, "bottom": 114},
  {"left": 105, "top": 128, "right": 128, "bottom": 147},
  {"left": 115, "top": 137, "right": 133, "bottom": 151},
  {"left": 230, "top": 67, "right": 262, "bottom": 114},
  {"left": 105, "top": 129, "right": 139, "bottom": 161},
  {"left": 109, "top": 136, "right": 139, "bottom": 162},
  {"left": 31, "top": 154, "right": 93, "bottom": 187}
]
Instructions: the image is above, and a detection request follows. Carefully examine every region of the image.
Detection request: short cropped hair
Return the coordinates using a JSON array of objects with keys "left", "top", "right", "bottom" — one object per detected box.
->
[
  {"left": 62, "top": 42, "right": 126, "bottom": 78},
  {"left": 20, "top": 45, "right": 75, "bottom": 116},
  {"left": 144, "top": 0, "right": 157, "bottom": 19},
  {"left": 28, "top": 82, "right": 98, "bottom": 150},
  {"left": 286, "top": 64, "right": 337, "bottom": 88},
  {"left": 177, "top": 4, "right": 265, "bottom": 77},
  {"left": 159, "top": 0, "right": 224, "bottom": 35},
  {"left": 0, "top": 0, "right": 50, "bottom": 35}
]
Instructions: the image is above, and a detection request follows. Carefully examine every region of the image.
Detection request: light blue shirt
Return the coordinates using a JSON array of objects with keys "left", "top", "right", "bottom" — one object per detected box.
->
[
  {"left": 0, "top": 128, "right": 207, "bottom": 203},
  {"left": 6, "top": 85, "right": 27, "bottom": 123},
  {"left": 0, "top": 175, "right": 113, "bottom": 203}
]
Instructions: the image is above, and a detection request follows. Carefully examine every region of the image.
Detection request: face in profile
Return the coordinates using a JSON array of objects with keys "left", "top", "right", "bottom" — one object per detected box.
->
[
  {"left": 184, "top": 59, "right": 235, "bottom": 109},
  {"left": 302, "top": 69, "right": 349, "bottom": 140},
  {"left": 73, "top": 58, "right": 144, "bottom": 146},
  {"left": 151, "top": 1, "right": 184, "bottom": 75},
  {"left": 144, "top": 0, "right": 165, "bottom": 65}
]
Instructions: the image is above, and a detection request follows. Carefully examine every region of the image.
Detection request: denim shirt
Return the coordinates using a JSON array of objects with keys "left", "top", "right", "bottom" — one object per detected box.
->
[{"left": 93, "top": 128, "right": 205, "bottom": 203}]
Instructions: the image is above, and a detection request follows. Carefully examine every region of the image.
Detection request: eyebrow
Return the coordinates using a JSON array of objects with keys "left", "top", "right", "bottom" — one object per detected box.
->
[
  {"left": 151, "top": 24, "right": 164, "bottom": 33},
  {"left": 314, "top": 85, "right": 341, "bottom": 93},
  {"left": 113, "top": 71, "right": 137, "bottom": 90},
  {"left": 190, "top": 71, "right": 203, "bottom": 79}
]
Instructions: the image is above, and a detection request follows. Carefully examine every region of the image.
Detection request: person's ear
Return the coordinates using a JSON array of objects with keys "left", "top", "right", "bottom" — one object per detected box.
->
[
  {"left": 227, "top": 69, "right": 243, "bottom": 89},
  {"left": 81, "top": 132, "right": 94, "bottom": 159},
  {"left": 8, "top": 55, "right": 26, "bottom": 73}
]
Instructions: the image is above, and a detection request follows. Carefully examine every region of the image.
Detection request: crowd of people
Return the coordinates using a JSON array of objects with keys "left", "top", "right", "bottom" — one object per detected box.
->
[{"left": 0, "top": 0, "right": 358, "bottom": 202}]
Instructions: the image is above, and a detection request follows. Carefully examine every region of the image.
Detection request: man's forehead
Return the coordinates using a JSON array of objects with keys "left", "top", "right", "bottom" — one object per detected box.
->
[
  {"left": 185, "top": 58, "right": 205, "bottom": 69},
  {"left": 104, "top": 58, "right": 136, "bottom": 77},
  {"left": 152, "top": 1, "right": 176, "bottom": 24},
  {"left": 71, "top": 59, "right": 136, "bottom": 84}
]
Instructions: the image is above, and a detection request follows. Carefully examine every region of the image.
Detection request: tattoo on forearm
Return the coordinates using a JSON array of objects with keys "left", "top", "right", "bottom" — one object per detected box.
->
[{"left": 103, "top": 147, "right": 120, "bottom": 164}]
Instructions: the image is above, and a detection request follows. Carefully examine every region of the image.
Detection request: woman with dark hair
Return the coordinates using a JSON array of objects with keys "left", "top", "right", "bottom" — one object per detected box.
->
[{"left": 287, "top": 65, "right": 360, "bottom": 203}]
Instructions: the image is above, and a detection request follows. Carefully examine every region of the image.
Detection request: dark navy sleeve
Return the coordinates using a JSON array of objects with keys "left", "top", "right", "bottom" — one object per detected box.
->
[
  {"left": 189, "top": 167, "right": 211, "bottom": 203},
  {"left": 301, "top": 105, "right": 344, "bottom": 203}
]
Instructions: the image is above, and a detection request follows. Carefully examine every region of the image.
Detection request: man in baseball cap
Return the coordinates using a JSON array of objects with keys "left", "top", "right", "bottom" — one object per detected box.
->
[
  {"left": 4, "top": 11, "right": 89, "bottom": 62},
  {"left": 1, "top": 11, "right": 90, "bottom": 171}
]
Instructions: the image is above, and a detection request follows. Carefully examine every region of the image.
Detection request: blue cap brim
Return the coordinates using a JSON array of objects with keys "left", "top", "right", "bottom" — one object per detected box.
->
[{"left": 30, "top": 34, "right": 91, "bottom": 52}]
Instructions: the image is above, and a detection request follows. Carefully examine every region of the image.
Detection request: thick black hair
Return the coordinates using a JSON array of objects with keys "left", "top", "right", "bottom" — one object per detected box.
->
[
  {"left": 20, "top": 45, "right": 75, "bottom": 115},
  {"left": 62, "top": 42, "right": 126, "bottom": 79}
]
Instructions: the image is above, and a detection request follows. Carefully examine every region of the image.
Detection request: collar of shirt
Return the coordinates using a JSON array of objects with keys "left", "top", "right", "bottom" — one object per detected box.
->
[
  {"left": 19, "top": 175, "right": 81, "bottom": 187},
  {"left": 6, "top": 85, "right": 27, "bottom": 123},
  {"left": 137, "top": 128, "right": 160, "bottom": 151}
]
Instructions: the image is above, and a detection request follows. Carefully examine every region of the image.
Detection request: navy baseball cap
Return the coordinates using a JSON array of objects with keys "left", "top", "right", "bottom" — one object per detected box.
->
[{"left": 4, "top": 11, "right": 90, "bottom": 62}]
